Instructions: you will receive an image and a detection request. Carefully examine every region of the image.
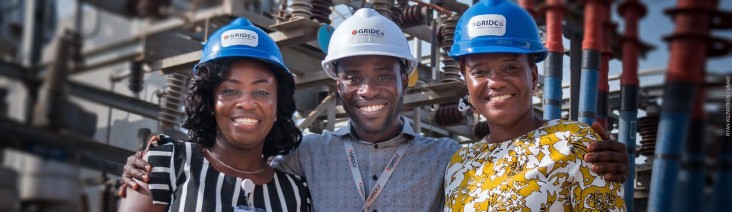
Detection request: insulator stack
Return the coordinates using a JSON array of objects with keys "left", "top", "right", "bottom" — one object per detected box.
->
[
  {"left": 402, "top": 5, "right": 427, "bottom": 28},
  {"left": 439, "top": 14, "right": 461, "bottom": 83},
  {"left": 289, "top": 0, "right": 313, "bottom": 21},
  {"left": 311, "top": 0, "right": 332, "bottom": 24},
  {"left": 473, "top": 121, "right": 490, "bottom": 140},
  {"left": 372, "top": 0, "right": 393, "bottom": 21},
  {"left": 390, "top": 6, "right": 403, "bottom": 26},
  {"left": 275, "top": 8, "right": 291, "bottom": 23},
  {"left": 128, "top": 61, "right": 144, "bottom": 95},
  {"left": 435, "top": 104, "right": 464, "bottom": 126},
  {"left": 159, "top": 73, "right": 187, "bottom": 130},
  {"left": 637, "top": 114, "right": 659, "bottom": 156}
]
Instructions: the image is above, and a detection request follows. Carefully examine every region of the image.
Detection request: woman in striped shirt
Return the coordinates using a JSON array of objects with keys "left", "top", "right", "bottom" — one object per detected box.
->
[{"left": 118, "top": 18, "right": 311, "bottom": 212}]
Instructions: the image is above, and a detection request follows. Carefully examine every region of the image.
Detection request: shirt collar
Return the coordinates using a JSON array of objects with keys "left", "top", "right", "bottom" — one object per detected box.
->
[{"left": 333, "top": 116, "right": 417, "bottom": 141}]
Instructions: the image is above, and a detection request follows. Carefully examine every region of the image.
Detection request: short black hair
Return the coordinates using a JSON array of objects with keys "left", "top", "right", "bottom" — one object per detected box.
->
[{"left": 183, "top": 57, "right": 302, "bottom": 158}]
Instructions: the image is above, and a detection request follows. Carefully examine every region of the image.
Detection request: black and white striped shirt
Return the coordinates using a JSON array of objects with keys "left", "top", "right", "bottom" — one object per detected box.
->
[{"left": 146, "top": 139, "right": 312, "bottom": 212}]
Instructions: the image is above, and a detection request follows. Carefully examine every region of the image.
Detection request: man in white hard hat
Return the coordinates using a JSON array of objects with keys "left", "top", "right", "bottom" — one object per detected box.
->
[
  {"left": 270, "top": 9, "right": 461, "bottom": 211},
  {"left": 120, "top": 8, "right": 629, "bottom": 211}
]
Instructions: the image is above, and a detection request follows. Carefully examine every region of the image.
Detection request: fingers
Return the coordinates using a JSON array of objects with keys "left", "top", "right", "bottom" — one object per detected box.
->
[
  {"left": 591, "top": 121, "right": 611, "bottom": 140},
  {"left": 124, "top": 162, "right": 150, "bottom": 182},
  {"left": 590, "top": 162, "right": 628, "bottom": 175},
  {"left": 584, "top": 151, "right": 629, "bottom": 165},
  {"left": 603, "top": 172, "right": 628, "bottom": 183},
  {"left": 145, "top": 135, "right": 160, "bottom": 151},
  {"left": 118, "top": 183, "right": 128, "bottom": 198},
  {"left": 587, "top": 140, "right": 627, "bottom": 154},
  {"left": 127, "top": 152, "right": 152, "bottom": 172}
]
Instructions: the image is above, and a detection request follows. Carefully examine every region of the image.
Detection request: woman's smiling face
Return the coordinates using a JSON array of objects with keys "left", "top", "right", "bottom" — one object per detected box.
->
[{"left": 462, "top": 53, "right": 538, "bottom": 127}]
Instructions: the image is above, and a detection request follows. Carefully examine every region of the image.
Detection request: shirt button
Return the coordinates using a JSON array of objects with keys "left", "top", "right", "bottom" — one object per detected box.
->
[
  {"left": 373, "top": 144, "right": 378, "bottom": 149},
  {"left": 372, "top": 175, "right": 378, "bottom": 181}
]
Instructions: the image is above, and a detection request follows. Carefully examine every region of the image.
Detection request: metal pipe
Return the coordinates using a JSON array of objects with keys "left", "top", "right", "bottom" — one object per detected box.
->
[
  {"left": 712, "top": 132, "right": 732, "bottom": 211},
  {"left": 578, "top": 0, "right": 603, "bottom": 125},
  {"left": 597, "top": 1, "right": 612, "bottom": 128},
  {"left": 675, "top": 81, "right": 705, "bottom": 211},
  {"left": 617, "top": 0, "right": 646, "bottom": 209},
  {"left": 569, "top": 32, "right": 582, "bottom": 121},
  {"left": 518, "top": 0, "right": 537, "bottom": 18},
  {"left": 648, "top": 0, "right": 714, "bottom": 211},
  {"left": 21, "top": 0, "right": 47, "bottom": 125},
  {"left": 542, "top": 0, "right": 564, "bottom": 120}
]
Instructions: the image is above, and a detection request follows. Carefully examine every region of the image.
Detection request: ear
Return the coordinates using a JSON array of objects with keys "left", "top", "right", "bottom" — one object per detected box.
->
[
  {"left": 335, "top": 79, "right": 343, "bottom": 93},
  {"left": 531, "top": 63, "right": 539, "bottom": 89}
]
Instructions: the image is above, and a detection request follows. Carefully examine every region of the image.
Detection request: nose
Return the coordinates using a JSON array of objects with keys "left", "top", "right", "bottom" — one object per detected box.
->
[
  {"left": 235, "top": 94, "right": 257, "bottom": 110},
  {"left": 357, "top": 80, "right": 379, "bottom": 100},
  {"left": 486, "top": 73, "right": 507, "bottom": 90}
]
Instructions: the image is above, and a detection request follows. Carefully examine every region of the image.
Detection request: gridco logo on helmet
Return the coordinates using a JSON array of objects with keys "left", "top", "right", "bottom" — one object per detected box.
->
[
  {"left": 221, "top": 29, "right": 259, "bottom": 47},
  {"left": 197, "top": 17, "right": 290, "bottom": 75},
  {"left": 322, "top": 8, "right": 417, "bottom": 79},
  {"left": 351, "top": 28, "right": 385, "bottom": 37},
  {"left": 450, "top": 0, "right": 548, "bottom": 62}
]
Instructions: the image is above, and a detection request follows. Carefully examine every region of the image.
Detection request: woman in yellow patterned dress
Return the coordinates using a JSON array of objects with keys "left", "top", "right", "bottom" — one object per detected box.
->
[{"left": 443, "top": 0, "right": 625, "bottom": 211}]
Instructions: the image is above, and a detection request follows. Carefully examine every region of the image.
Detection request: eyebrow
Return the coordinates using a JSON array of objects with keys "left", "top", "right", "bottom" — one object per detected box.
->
[
  {"left": 468, "top": 56, "right": 521, "bottom": 68},
  {"left": 223, "top": 78, "right": 273, "bottom": 85}
]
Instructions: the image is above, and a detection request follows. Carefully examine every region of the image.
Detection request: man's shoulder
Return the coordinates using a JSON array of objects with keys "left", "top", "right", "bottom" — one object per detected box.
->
[
  {"left": 300, "top": 130, "right": 342, "bottom": 147},
  {"left": 411, "top": 135, "right": 461, "bottom": 153}
]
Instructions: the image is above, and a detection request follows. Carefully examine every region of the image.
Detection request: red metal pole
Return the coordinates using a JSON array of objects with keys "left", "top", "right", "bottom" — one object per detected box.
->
[
  {"left": 578, "top": 0, "right": 603, "bottom": 125},
  {"left": 542, "top": 0, "right": 565, "bottom": 120},
  {"left": 518, "top": 0, "right": 537, "bottom": 18},
  {"left": 618, "top": 0, "right": 646, "bottom": 210},
  {"left": 648, "top": 0, "right": 714, "bottom": 211},
  {"left": 597, "top": 0, "right": 612, "bottom": 128}
]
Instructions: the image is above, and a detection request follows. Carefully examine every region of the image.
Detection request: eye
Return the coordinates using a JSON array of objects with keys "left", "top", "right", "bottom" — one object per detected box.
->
[
  {"left": 504, "top": 64, "right": 520, "bottom": 72},
  {"left": 221, "top": 89, "right": 239, "bottom": 95},
  {"left": 377, "top": 74, "right": 391, "bottom": 80},
  {"left": 253, "top": 90, "right": 270, "bottom": 96},
  {"left": 346, "top": 75, "right": 362, "bottom": 84},
  {"left": 470, "top": 69, "right": 490, "bottom": 76}
]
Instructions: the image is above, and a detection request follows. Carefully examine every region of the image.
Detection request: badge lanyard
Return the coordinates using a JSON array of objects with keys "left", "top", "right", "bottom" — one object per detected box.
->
[{"left": 344, "top": 140, "right": 410, "bottom": 212}]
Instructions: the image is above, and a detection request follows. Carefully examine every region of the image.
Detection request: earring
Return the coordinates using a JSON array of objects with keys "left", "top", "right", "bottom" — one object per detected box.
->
[
  {"left": 274, "top": 117, "right": 278, "bottom": 122},
  {"left": 458, "top": 95, "right": 473, "bottom": 112}
]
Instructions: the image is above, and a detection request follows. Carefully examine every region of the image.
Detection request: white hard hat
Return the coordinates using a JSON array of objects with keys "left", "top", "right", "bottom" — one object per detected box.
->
[{"left": 321, "top": 8, "right": 418, "bottom": 79}]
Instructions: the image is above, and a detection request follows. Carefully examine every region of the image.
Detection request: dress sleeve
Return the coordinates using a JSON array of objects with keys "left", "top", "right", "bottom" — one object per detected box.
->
[
  {"left": 144, "top": 137, "right": 183, "bottom": 205},
  {"left": 568, "top": 122, "right": 626, "bottom": 211},
  {"left": 443, "top": 147, "right": 469, "bottom": 212}
]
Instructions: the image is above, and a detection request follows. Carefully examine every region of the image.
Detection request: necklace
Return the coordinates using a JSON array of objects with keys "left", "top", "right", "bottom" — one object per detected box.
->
[{"left": 204, "top": 148, "right": 267, "bottom": 174}]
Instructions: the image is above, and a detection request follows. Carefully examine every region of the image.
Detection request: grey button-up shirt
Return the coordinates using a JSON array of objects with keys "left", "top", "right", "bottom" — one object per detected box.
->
[{"left": 272, "top": 116, "right": 461, "bottom": 212}]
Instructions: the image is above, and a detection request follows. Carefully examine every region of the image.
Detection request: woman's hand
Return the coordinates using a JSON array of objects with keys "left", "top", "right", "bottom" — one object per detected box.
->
[
  {"left": 118, "top": 136, "right": 157, "bottom": 198},
  {"left": 585, "top": 122, "right": 630, "bottom": 183}
]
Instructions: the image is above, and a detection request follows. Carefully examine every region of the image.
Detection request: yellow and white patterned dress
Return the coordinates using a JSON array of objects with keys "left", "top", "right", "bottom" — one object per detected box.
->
[{"left": 444, "top": 120, "right": 625, "bottom": 211}]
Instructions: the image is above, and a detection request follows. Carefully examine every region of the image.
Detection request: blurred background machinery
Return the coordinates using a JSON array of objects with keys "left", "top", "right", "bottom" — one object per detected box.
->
[{"left": 0, "top": 0, "right": 729, "bottom": 211}]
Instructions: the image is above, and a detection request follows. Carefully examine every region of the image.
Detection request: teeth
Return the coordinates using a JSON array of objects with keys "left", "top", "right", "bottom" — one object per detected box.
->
[
  {"left": 234, "top": 118, "right": 258, "bottom": 125},
  {"left": 490, "top": 94, "right": 512, "bottom": 102},
  {"left": 360, "top": 104, "right": 385, "bottom": 112}
]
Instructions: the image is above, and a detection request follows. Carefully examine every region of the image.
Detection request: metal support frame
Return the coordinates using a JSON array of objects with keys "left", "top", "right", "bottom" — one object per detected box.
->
[
  {"left": 0, "top": 119, "right": 134, "bottom": 175},
  {"left": 298, "top": 92, "right": 337, "bottom": 129},
  {"left": 0, "top": 60, "right": 160, "bottom": 119}
]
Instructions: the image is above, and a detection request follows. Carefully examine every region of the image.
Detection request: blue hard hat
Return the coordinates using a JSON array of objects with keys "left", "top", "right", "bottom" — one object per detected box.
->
[
  {"left": 449, "top": 0, "right": 548, "bottom": 63},
  {"left": 198, "top": 18, "right": 290, "bottom": 73}
]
